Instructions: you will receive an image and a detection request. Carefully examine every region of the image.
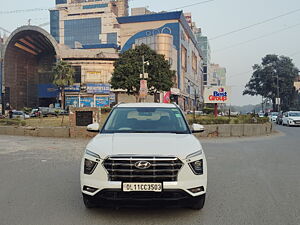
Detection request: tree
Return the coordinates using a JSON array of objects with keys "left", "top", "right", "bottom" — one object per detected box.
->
[
  {"left": 52, "top": 60, "right": 75, "bottom": 109},
  {"left": 111, "top": 44, "right": 176, "bottom": 101},
  {"left": 243, "top": 54, "right": 299, "bottom": 111}
]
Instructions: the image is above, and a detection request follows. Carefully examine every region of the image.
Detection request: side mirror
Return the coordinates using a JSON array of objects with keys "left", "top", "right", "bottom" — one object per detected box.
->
[
  {"left": 87, "top": 123, "right": 100, "bottom": 132},
  {"left": 191, "top": 124, "right": 205, "bottom": 133}
]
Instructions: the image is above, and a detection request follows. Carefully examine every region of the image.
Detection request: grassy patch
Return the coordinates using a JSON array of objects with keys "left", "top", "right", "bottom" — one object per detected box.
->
[
  {"left": 0, "top": 119, "right": 26, "bottom": 126},
  {"left": 0, "top": 113, "right": 110, "bottom": 128}
]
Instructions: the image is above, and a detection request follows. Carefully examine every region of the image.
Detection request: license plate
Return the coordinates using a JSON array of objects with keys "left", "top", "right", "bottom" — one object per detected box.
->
[{"left": 123, "top": 183, "right": 162, "bottom": 192}]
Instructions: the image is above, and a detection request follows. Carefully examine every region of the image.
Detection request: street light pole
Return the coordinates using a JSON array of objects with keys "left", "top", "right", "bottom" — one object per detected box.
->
[{"left": 276, "top": 73, "right": 280, "bottom": 112}]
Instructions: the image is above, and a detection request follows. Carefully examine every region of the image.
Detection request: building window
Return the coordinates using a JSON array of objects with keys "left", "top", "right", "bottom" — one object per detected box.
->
[
  {"left": 73, "top": 66, "right": 82, "bottom": 83},
  {"left": 56, "top": 0, "right": 67, "bottom": 4},
  {"left": 82, "top": 4, "right": 108, "bottom": 9},
  {"left": 204, "top": 74, "right": 207, "bottom": 82},
  {"left": 107, "top": 32, "right": 118, "bottom": 44},
  {"left": 181, "top": 45, "right": 187, "bottom": 72},
  {"left": 192, "top": 51, "right": 197, "bottom": 73},
  {"left": 64, "top": 18, "right": 101, "bottom": 48},
  {"left": 50, "top": 10, "right": 60, "bottom": 43}
]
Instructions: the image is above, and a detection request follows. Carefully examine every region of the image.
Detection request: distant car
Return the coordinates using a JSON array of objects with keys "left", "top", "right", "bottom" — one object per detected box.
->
[
  {"left": 258, "top": 112, "right": 265, "bottom": 118},
  {"left": 0, "top": 114, "right": 5, "bottom": 119},
  {"left": 282, "top": 111, "right": 300, "bottom": 127},
  {"left": 12, "top": 111, "right": 29, "bottom": 119},
  {"left": 276, "top": 112, "right": 284, "bottom": 125},
  {"left": 30, "top": 109, "right": 41, "bottom": 117},
  {"left": 268, "top": 112, "right": 279, "bottom": 122}
]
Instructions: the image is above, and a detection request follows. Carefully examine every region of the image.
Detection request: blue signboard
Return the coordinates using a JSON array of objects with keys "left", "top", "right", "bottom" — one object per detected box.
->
[
  {"left": 87, "top": 83, "right": 110, "bottom": 94},
  {"left": 65, "top": 84, "right": 80, "bottom": 92},
  {"left": 96, "top": 96, "right": 110, "bottom": 108},
  {"left": 80, "top": 97, "right": 95, "bottom": 107},
  {"left": 65, "top": 96, "right": 79, "bottom": 107},
  {"left": 38, "top": 84, "right": 59, "bottom": 98},
  {"left": 110, "top": 93, "right": 116, "bottom": 103}
]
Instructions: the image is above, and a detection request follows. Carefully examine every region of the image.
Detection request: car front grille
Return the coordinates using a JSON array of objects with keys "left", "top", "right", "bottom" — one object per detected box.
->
[{"left": 103, "top": 156, "right": 183, "bottom": 182}]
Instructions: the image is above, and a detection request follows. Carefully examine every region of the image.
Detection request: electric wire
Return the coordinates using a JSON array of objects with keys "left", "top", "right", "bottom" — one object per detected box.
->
[
  {"left": 210, "top": 8, "right": 300, "bottom": 41},
  {"left": 215, "top": 23, "right": 300, "bottom": 53}
]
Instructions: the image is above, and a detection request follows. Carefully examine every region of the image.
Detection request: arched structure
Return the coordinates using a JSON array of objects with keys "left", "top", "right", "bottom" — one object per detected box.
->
[{"left": 2, "top": 26, "right": 60, "bottom": 109}]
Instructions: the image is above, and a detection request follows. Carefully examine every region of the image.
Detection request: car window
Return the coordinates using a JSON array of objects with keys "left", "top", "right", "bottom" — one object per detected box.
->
[
  {"left": 102, "top": 107, "right": 190, "bottom": 134},
  {"left": 289, "top": 112, "right": 300, "bottom": 117}
]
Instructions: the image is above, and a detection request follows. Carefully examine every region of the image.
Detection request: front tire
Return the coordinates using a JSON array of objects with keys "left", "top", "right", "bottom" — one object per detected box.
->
[
  {"left": 83, "top": 194, "right": 97, "bottom": 208},
  {"left": 189, "top": 194, "right": 206, "bottom": 210}
]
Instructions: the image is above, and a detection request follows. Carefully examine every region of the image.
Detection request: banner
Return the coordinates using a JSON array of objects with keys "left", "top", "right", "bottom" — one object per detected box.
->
[
  {"left": 65, "top": 96, "right": 79, "bottom": 107},
  {"left": 80, "top": 97, "right": 95, "bottom": 107},
  {"left": 38, "top": 84, "right": 59, "bottom": 98},
  {"left": 163, "top": 91, "right": 171, "bottom": 103},
  {"left": 87, "top": 83, "right": 110, "bottom": 94},
  {"left": 95, "top": 96, "right": 110, "bottom": 108},
  {"left": 65, "top": 85, "right": 80, "bottom": 92},
  {"left": 139, "top": 80, "right": 148, "bottom": 98},
  {"left": 203, "top": 86, "right": 231, "bottom": 104}
]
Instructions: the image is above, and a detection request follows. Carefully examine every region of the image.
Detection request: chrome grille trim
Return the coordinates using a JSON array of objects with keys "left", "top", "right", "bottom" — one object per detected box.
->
[{"left": 103, "top": 156, "right": 183, "bottom": 182}]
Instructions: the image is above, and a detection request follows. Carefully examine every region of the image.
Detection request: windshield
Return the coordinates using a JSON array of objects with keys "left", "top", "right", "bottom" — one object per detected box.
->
[
  {"left": 102, "top": 107, "right": 190, "bottom": 134},
  {"left": 289, "top": 112, "right": 300, "bottom": 117},
  {"left": 271, "top": 112, "right": 278, "bottom": 116}
]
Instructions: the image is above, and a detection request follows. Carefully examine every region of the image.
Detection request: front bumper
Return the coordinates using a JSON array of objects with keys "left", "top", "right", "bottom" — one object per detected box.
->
[
  {"left": 80, "top": 155, "right": 207, "bottom": 198},
  {"left": 82, "top": 189, "right": 205, "bottom": 208},
  {"left": 288, "top": 120, "right": 300, "bottom": 126}
]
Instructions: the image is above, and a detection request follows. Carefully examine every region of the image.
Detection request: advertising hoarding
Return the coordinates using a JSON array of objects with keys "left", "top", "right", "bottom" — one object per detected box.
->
[
  {"left": 87, "top": 83, "right": 110, "bottom": 94},
  {"left": 204, "top": 86, "right": 231, "bottom": 104},
  {"left": 65, "top": 96, "right": 79, "bottom": 107},
  {"left": 38, "top": 84, "right": 59, "bottom": 98},
  {"left": 95, "top": 96, "right": 110, "bottom": 108},
  {"left": 65, "top": 84, "right": 80, "bottom": 92}
]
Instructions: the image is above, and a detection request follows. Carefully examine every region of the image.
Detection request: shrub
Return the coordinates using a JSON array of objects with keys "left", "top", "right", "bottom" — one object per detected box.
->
[
  {"left": 188, "top": 115, "right": 269, "bottom": 125},
  {"left": 101, "top": 107, "right": 111, "bottom": 114},
  {"left": 0, "top": 119, "right": 26, "bottom": 126}
]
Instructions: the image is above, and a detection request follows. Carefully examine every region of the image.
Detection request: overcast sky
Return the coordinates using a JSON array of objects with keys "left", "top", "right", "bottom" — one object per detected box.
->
[{"left": 1, "top": 0, "right": 299, "bottom": 106}]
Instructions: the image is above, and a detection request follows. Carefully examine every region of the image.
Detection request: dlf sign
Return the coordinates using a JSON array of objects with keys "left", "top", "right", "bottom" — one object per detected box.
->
[{"left": 204, "top": 86, "right": 231, "bottom": 104}]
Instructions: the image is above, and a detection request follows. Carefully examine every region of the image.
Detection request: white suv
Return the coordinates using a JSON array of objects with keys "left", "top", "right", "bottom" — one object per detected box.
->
[{"left": 80, "top": 103, "right": 207, "bottom": 210}]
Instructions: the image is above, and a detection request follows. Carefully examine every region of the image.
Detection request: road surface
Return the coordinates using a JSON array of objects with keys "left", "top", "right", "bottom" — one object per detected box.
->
[{"left": 0, "top": 125, "right": 299, "bottom": 225}]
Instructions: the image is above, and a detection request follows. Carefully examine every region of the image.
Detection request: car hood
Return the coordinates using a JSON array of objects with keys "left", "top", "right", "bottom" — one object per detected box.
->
[{"left": 86, "top": 133, "right": 203, "bottom": 160}]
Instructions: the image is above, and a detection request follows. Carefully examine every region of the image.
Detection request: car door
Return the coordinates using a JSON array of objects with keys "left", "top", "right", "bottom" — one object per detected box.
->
[{"left": 282, "top": 113, "right": 288, "bottom": 125}]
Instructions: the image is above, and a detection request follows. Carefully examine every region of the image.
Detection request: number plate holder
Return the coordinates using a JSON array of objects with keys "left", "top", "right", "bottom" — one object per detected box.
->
[{"left": 122, "top": 183, "right": 163, "bottom": 192}]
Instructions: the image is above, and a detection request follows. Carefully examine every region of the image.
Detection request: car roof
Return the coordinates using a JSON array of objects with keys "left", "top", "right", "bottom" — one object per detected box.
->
[{"left": 116, "top": 103, "right": 177, "bottom": 108}]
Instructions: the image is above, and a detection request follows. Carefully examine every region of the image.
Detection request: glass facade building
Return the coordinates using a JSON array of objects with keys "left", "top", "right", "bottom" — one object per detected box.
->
[
  {"left": 50, "top": 10, "right": 60, "bottom": 43},
  {"left": 64, "top": 18, "right": 101, "bottom": 48},
  {"left": 56, "top": 0, "right": 67, "bottom": 4}
]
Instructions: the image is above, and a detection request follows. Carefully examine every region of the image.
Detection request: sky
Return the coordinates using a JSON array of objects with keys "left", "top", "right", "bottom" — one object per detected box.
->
[{"left": 0, "top": 0, "right": 300, "bottom": 106}]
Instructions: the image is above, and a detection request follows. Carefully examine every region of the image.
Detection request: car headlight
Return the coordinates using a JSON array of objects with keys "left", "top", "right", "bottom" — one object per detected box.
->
[
  {"left": 189, "top": 159, "right": 204, "bottom": 175},
  {"left": 86, "top": 149, "right": 100, "bottom": 159},
  {"left": 186, "top": 150, "right": 202, "bottom": 159},
  {"left": 84, "top": 159, "right": 98, "bottom": 175}
]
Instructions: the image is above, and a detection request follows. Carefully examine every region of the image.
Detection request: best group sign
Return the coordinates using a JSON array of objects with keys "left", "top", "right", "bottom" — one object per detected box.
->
[{"left": 204, "top": 86, "right": 231, "bottom": 104}]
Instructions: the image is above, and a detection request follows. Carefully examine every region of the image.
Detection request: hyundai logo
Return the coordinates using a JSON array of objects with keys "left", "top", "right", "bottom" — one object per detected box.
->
[{"left": 135, "top": 161, "right": 151, "bottom": 170}]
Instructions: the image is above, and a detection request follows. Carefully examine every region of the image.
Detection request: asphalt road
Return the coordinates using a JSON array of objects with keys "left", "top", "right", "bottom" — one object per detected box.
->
[{"left": 0, "top": 125, "right": 300, "bottom": 225}]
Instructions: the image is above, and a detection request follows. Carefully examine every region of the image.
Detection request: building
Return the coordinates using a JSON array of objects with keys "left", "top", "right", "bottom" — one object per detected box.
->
[
  {"left": 51, "top": 0, "right": 128, "bottom": 48},
  {"left": 195, "top": 34, "right": 211, "bottom": 86},
  {"left": 131, "top": 7, "right": 153, "bottom": 16},
  {"left": 210, "top": 63, "right": 226, "bottom": 86},
  {"left": 117, "top": 11, "right": 204, "bottom": 110},
  {"left": 1, "top": 0, "right": 129, "bottom": 110}
]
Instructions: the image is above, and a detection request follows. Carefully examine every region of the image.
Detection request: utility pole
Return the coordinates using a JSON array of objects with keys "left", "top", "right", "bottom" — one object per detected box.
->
[
  {"left": 276, "top": 73, "right": 280, "bottom": 112},
  {"left": 139, "top": 55, "right": 149, "bottom": 102}
]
